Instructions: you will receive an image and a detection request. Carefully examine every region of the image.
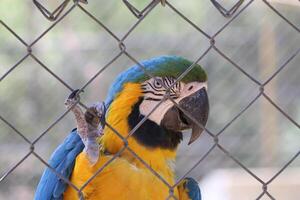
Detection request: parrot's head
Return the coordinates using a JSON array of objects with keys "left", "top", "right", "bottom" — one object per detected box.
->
[{"left": 101, "top": 56, "right": 209, "bottom": 158}]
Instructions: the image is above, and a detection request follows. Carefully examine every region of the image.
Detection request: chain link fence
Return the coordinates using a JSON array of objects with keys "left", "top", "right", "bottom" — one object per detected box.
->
[{"left": 0, "top": 0, "right": 299, "bottom": 199}]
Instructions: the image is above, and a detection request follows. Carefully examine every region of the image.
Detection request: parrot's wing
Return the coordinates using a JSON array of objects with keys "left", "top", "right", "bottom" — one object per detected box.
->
[
  {"left": 178, "top": 177, "right": 202, "bottom": 200},
  {"left": 34, "top": 128, "right": 84, "bottom": 200}
]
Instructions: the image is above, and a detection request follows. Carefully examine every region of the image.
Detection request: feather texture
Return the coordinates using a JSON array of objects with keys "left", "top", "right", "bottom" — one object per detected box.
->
[
  {"left": 34, "top": 129, "right": 84, "bottom": 200},
  {"left": 178, "top": 177, "right": 202, "bottom": 200}
]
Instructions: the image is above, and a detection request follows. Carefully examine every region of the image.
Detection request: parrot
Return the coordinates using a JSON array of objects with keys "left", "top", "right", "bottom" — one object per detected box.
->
[{"left": 34, "top": 55, "right": 209, "bottom": 200}]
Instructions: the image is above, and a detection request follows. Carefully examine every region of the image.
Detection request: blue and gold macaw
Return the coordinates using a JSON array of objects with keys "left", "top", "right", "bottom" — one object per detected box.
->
[{"left": 34, "top": 55, "right": 208, "bottom": 200}]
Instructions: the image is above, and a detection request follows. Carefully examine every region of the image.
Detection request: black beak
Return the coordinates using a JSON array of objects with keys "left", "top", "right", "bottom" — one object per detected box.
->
[{"left": 161, "top": 88, "right": 209, "bottom": 145}]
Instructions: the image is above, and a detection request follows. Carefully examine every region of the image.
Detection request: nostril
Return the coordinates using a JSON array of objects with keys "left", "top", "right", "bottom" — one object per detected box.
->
[{"left": 188, "top": 85, "right": 193, "bottom": 91}]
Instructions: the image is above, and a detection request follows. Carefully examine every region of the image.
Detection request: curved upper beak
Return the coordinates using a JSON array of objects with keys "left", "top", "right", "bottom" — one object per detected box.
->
[{"left": 161, "top": 87, "right": 209, "bottom": 145}]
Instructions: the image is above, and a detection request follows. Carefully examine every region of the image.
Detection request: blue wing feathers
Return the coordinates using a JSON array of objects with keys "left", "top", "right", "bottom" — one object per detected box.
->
[
  {"left": 185, "top": 177, "right": 202, "bottom": 200},
  {"left": 179, "top": 177, "right": 202, "bottom": 200},
  {"left": 34, "top": 129, "right": 84, "bottom": 200}
]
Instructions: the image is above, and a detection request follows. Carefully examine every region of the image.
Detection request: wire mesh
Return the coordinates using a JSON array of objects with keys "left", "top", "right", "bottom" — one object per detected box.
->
[{"left": 0, "top": 0, "right": 299, "bottom": 199}]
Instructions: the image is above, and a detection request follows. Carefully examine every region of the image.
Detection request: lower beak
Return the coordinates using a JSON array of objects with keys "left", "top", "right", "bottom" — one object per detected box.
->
[{"left": 161, "top": 88, "right": 209, "bottom": 145}]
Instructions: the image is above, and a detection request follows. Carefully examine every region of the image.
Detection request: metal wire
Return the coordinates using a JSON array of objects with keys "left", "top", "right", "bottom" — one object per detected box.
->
[{"left": 0, "top": 0, "right": 299, "bottom": 199}]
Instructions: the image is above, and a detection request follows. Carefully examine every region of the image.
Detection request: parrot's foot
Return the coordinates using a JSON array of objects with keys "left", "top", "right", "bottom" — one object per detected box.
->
[
  {"left": 65, "top": 90, "right": 89, "bottom": 140},
  {"left": 84, "top": 102, "right": 105, "bottom": 129},
  {"left": 160, "top": 0, "right": 166, "bottom": 6},
  {"left": 84, "top": 102, "right": 105, "bottom": 164},
  {"left": 65, "top": 89, "right": 105, "bottom": 165}
]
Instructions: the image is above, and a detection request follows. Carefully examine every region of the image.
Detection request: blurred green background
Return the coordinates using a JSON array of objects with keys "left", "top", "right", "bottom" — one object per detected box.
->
[{"left": 0, "top": 0, "right": 299, "bottom": 199}]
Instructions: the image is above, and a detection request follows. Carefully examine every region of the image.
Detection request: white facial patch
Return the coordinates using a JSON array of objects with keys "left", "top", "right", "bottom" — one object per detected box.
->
[{"left": 139, "top": 77, "right": 207, "bottom": 125}]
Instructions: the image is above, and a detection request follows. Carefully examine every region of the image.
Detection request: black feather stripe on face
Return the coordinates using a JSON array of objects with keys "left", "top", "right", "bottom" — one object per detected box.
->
[
  {"left": 141, "top": 76, "right": 181, "bottom": 102},
  {"left": 128, "top": 98, "right": 182, "bottom": 150}
]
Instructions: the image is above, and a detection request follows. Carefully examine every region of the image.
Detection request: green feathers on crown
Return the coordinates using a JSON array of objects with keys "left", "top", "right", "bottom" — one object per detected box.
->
[{"left": 131, "top": 56, "right": 207, "bottom": 83}]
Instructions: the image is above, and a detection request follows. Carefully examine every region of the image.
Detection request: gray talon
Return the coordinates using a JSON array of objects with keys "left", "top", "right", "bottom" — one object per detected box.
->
[
  {"left": 68, "top": 89, "right": 80, "bottom": 99},
  {"left": 64, "top": 90, "right": 80, "bottom": 109}
]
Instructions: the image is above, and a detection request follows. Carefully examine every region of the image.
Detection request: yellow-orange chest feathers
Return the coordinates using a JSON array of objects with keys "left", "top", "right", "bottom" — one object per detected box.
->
[{"left": 64, "top": 83, "right": 179, "bottom": 200}]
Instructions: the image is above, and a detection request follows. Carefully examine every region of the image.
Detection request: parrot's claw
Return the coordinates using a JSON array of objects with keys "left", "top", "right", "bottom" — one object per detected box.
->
[
  {"left": 68, "top": 89, "right": 80, "bottom": 100},
  {"left": 65, "top": 90, "right": 105, "bottom": 165},
  {"left": 64, "top": 89, "right": 81, "bottom": 109}
]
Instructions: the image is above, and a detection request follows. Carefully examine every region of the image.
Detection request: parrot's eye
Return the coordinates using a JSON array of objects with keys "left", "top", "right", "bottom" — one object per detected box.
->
[{"left": 152, "top": 78, "right": 163, "bottom": 89}]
